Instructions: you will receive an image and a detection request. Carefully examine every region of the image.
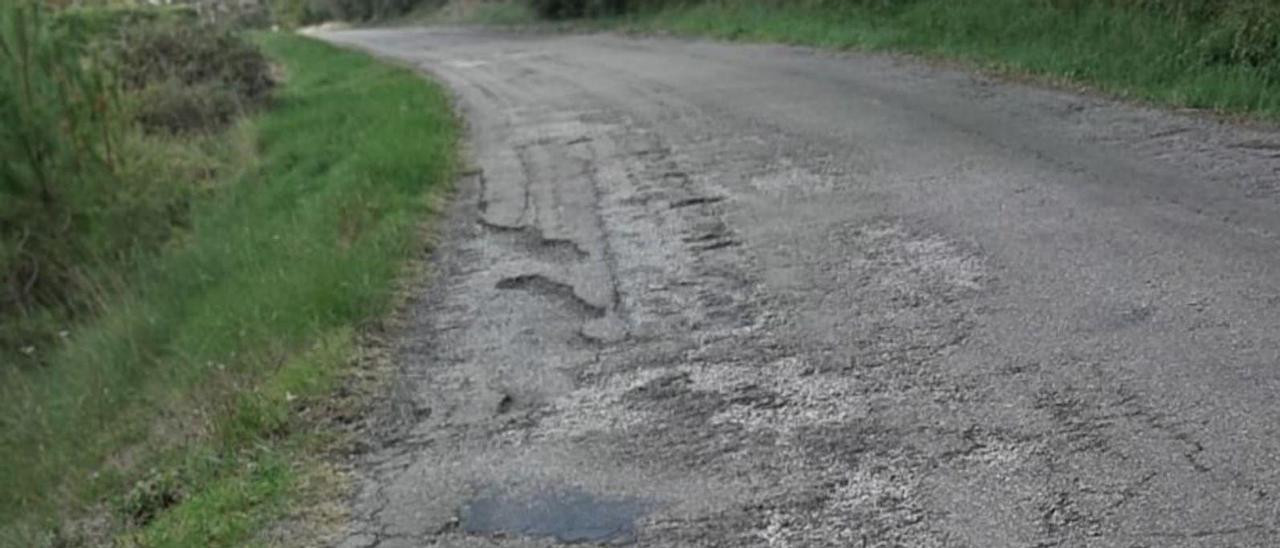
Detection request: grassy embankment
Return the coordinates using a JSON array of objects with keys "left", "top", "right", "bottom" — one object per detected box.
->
[
  {"left": 496, "top": 0, "right": 1280, "bottom": 119},
  {"left": 0, "top": 33, "right": 456, "bottom": 546}
]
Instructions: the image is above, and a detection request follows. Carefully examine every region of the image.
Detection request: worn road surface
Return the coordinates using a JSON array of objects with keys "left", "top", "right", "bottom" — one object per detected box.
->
[{"left": 319, "top": 28, "right": 1280, "bottom": 547}]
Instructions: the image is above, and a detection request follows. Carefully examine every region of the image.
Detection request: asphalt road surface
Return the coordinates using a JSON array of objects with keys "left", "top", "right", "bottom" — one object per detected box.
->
[{"left": 318, "top": 27, "right": 1280, "bottom": 547}]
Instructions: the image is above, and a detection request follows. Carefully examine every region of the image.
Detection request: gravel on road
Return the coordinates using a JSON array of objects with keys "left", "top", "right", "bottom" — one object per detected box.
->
[{"left": 319, "top": 27, "right": 1280, "bottom": 548}]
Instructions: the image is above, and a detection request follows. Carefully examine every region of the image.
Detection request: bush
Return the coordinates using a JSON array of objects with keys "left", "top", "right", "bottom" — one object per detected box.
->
[
  {"left": 114, "top": 22, "right": 274, "bottom": 133},
  {"left": 133, "top": 80, "right": 244, "bottom": 135},
  {"left": 1, "top": 3, "right": 272, "bottom": 365},
  {"left": 271, "top": 0, "right": 325, "bottom": 27},
  {"left": 0, "top": 2, "right": 126, "bottom": 336},
  {"left": 53, "top": 4, "right": 198, "bottom": 40},
  {"left": 530, "top": 0, "right": 628, "bottom": 19},
  {"left": 310, "top": 0, "right": 440, "bottom": 21}
]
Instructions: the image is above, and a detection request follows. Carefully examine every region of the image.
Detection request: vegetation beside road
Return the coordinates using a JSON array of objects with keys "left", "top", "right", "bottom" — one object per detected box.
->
[
  {"left": 9, "top": 0, "right": 1279, "bottom": 543},
  {"left": 452, "top": 0, "right": 1280, "bottom": 119},
  {"left": 0, "top": 8, "right": 456, "bottom": 544}
]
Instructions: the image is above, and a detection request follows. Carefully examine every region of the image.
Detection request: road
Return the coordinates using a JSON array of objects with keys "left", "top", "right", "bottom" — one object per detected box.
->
[{"left": 319, "top": 27, "right": 1280, "bottom": 547}]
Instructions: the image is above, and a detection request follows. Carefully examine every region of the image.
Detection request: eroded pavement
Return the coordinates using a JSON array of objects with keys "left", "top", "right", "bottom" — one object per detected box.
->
[{"left": 318, "top": 28, "right": 1280, "bottom": 547}]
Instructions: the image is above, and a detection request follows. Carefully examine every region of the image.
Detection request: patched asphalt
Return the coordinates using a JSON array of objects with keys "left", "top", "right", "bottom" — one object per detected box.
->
[{"left": 319, "top": 27, "right": 1280, "bottom": 547}]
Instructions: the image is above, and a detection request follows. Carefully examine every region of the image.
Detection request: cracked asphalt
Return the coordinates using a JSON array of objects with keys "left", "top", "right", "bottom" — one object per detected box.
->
[{"left": 317, "top": 27, "right": 1280, "bottom": 547}]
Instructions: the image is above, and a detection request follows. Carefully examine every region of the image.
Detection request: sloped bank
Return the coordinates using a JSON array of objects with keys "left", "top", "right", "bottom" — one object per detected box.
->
[{"left": 0, "top": 33, "right": 457, "bottom": 547}]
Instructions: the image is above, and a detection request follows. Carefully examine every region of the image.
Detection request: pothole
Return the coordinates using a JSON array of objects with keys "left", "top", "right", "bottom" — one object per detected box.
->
[
  {"left": 495, "top": 274, "right": 607, "bottom": 319},
  {"left": 460, "top": 487, "right": 649, "bottom": 544}
]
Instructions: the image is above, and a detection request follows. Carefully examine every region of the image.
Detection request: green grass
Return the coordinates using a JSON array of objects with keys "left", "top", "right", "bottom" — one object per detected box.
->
[
  {"left": 410, "top": 0, "right": 537, "bottom": 25},
  {"left": 614, "top": 0, "right": 1280, "bottom": 118},
  {"left": 461, "top": 1, "right": 537, "bottom": 24},
  {"left": 0, "top": 33, "right": 456, "bottom": 546}
]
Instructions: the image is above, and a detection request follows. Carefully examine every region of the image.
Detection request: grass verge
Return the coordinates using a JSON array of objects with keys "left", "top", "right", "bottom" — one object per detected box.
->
[
  {"left": 408, "top": 0, "right": 537, "bottom": 25},
  {"left": 608, "top": 0, "right": 1280, "bottom": 119},
  {"left": 0, "top": 33, "right": 456, "bottom": 546}
]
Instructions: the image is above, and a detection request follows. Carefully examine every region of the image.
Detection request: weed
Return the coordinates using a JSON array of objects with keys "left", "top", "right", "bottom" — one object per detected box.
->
[
  {"left": 120, "top": 469, "right": 185, "bottom": 528},
  {"left": 0, "top": 34, "right": 456, "bottom": 546}
]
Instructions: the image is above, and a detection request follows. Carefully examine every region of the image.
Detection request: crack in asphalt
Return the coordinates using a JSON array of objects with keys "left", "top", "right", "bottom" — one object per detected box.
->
[
  {"left": 477, "top": 218, "right": 592, "bottom": 262},
  {"left": 495, "top": 274, "right": 608, "bottom": 319},
  {"left": 319, "top": 27, "right": 1280, "bottom": 548}
]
